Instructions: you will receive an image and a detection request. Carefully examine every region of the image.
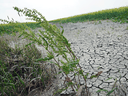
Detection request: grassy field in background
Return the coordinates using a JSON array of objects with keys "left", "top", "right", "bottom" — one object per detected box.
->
[
  {"left": 0, "top": 6, "right": 128, "bottom": 36},
  {"left": 49, "top": 6, "right": 128, "bottom": 24}
]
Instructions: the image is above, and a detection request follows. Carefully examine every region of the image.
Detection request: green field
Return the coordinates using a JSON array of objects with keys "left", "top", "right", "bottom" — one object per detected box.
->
[
  {"left": 49, "top": 6, "right": 128, "bottom": 24},
  {"left": 0, "top": 6, "right": 128, "bottom": 36}
]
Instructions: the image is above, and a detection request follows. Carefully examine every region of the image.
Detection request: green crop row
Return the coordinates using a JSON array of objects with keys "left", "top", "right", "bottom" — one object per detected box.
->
[{"left": 49, "top": 6, "right": 128, "bottom": 24}]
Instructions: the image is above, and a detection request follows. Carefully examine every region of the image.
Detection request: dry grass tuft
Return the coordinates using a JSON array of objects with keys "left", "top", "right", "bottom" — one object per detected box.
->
[{"left": 0, "top": 33, "right": 58, "bottom": 96}]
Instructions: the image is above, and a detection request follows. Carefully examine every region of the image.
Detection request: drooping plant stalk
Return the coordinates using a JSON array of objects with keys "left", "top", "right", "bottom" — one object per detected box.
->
[
  {"left": 12, "top": 6, "right": 91, "bottom": 95},
  {"left": 0, "top": 6, "right": 104, "bottom": 96}
]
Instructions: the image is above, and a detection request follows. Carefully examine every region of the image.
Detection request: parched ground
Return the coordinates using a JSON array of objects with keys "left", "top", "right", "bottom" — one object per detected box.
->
[{"left": 1, "top": 20, "right": 128, "bottom": 96}]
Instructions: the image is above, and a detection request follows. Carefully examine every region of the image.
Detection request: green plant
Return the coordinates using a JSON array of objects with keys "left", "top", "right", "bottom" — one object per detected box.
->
[
  {"left": 107, "top": 31, "right": 110, "bottom": 34},
  {"left": 110, "top": 27, "right": 114, "bottom": 30},
  {"left": 117, "top": 35, "right": 122, "bottom": 37},
  {"left": 97, "top": 78, "right": 118, "bottom": 96},
  {"left": 0, "top": 7, "right": 105, "bottom": 96},
  {"left": 77, "top": 30, "right": 81, "bottom": 34},
  {"left": 0, "top": 29, "right": 55, "bottom": 96},
  {"left": 98, "top": 20, "right": 102, "bottom": 24},
  {"left": 14, "top": 6, "right": 88, "bottom": 94},
  {"left": 126, "top": 26, "right": 128, "bottom": 30}
]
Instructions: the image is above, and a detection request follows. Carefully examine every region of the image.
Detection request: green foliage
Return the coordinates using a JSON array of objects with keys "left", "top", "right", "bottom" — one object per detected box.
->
[
  {"left": 49, "top": 6, "right": 128, "bottom": 24},
  {"left": 112, "top": 9, "right": 128, "bottom": 23},
  {"left": 53, "top": 87, "right": 68, "bottom": 95},
  {"left": 0, "top": 21, "right": 41, "bottom": 36},
  {"left": 98, "top": 20, "right": 102, "bottom": 24},
  {"left": 84, "top": 73, "right": 89, "bottom": 80},
  {"left": 90, "top": 74, "right": 98, "bottom": 79},
  {"left": 97, "top": 87, "right": 118, "bottom": 96},
  {"left": 0, "top": 31, "right": 54, "bottom": 96},
  {"left": 8, "top": 6, "right": 92, "bottom": 95},
  {"left": 97, "top": 89, "right": 108, "bottom": 93},
  {"left": 107, "top": 87, "right": 117, "bottom": 96}
]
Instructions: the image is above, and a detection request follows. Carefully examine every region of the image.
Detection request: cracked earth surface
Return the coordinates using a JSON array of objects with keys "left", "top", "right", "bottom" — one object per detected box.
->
[
  {"left": 6, "top": 20, "right": 128, "bottom": 96},
  {"left": 55, "top": 20, "right": 128, "bottom": 96}
]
